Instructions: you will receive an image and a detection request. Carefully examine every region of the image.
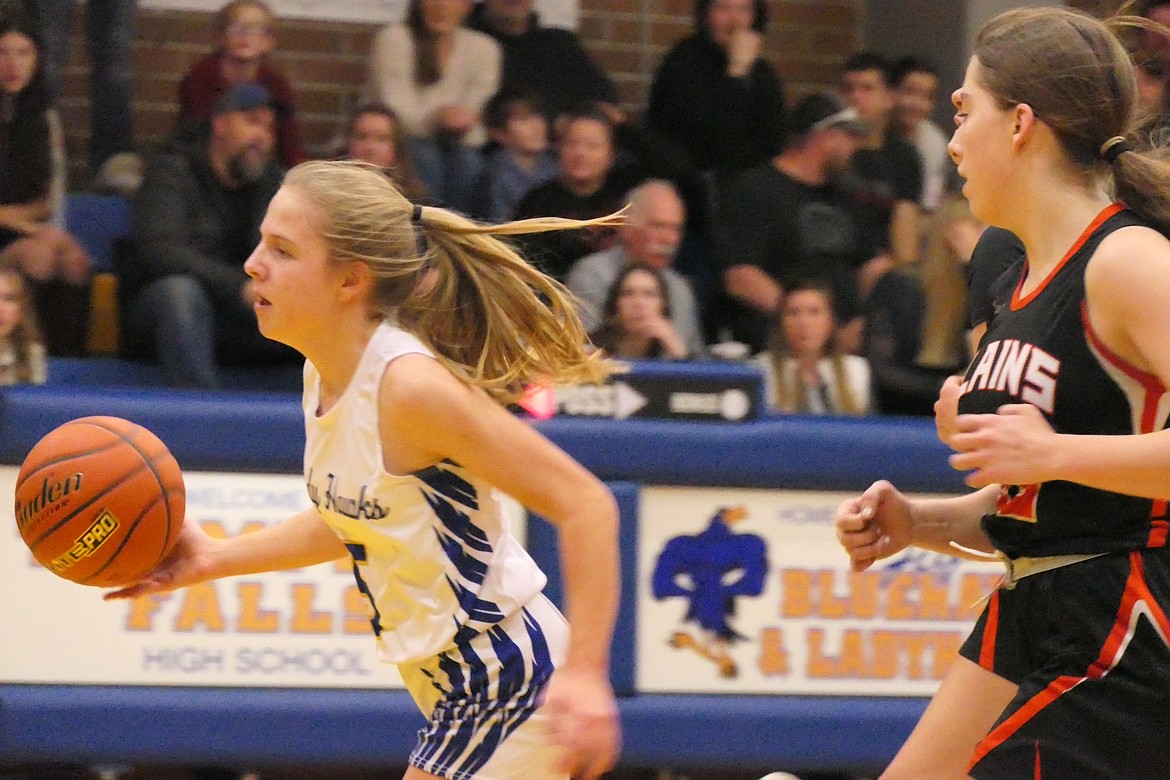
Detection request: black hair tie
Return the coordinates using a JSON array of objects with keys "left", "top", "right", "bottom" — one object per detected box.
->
[
  {"left": 411, "top": 204, "right": 424, "bottom": 223},
  {"left": 1100, "top": 136, "right": 1130, "bottom": 165}
]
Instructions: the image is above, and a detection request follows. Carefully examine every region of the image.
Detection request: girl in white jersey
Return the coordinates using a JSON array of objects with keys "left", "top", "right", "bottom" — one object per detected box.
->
[{"left": 107, "top": 160, "right": 622, "bottom": 780}]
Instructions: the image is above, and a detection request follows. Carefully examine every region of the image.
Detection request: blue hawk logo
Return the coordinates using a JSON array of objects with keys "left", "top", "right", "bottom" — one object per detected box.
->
[{"left": 651, "top": 506, "right": 768, "bottom": 678}]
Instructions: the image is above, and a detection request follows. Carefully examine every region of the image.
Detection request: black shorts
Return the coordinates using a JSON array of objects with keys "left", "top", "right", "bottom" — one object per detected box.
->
[{"left": 959, "top": 548, "right": 1170, "bottom": 779}]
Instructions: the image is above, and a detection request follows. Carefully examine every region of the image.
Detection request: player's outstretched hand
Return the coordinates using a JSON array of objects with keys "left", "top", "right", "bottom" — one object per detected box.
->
[
  {"left": 102, "top": 516, "right": 220, "bottom": 600},
  {"left": 544, "top": 664, "right": 621, "bottom": 779},
  {"left": 834, "top": 480, "right": 914, "bottom": 573}
]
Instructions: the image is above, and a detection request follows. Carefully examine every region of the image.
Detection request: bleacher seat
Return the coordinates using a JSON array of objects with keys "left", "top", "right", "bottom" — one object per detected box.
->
[
  {"left": 64, "top": 193, "right": 132, "bottom": 273},
  {"left": 64, "top": 193, "right": 132, "bottom": 356}
]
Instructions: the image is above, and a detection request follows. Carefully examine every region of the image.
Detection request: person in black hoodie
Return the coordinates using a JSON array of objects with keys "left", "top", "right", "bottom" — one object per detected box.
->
[
  {"left": 646, "top": 0, "right": 786, "bottom": 220},
  {"left": 467, "top": 0, "right": 621, "bottom": 128}
]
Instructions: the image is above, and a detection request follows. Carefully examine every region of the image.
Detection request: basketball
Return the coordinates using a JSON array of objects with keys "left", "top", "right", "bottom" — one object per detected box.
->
[{"left": 13, "top": 416, "right": 185, "bottom": 588}]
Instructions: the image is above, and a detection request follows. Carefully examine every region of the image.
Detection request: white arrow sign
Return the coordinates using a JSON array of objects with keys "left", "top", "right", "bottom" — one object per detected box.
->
[{"left": 613, "top": 381, "right": 647, "bottom": 420}]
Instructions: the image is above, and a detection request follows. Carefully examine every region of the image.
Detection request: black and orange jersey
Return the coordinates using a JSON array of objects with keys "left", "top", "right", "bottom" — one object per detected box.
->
[{"left": 957, "top": 205, "right": 1170, "bottom": 557}]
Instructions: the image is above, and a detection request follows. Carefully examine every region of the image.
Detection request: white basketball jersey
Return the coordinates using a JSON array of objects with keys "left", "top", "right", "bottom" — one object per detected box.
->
[{"left": 302, "top": 321, "right": 547, "bottom": 664}]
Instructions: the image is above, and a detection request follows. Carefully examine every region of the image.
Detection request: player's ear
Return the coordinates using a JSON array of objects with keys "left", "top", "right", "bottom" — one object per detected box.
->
[
  {"left": 1011, "top": 102, "right": 1037, "bottom": 151},
  {"left": 337, "top": 259, "right": 372, "bottom": 303}
]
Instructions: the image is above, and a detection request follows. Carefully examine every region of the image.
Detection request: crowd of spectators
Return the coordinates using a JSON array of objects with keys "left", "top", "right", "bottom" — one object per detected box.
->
[
  {"left": 9, "top": 3, "right": 1165, "bottom": 780},
  {"left": 10, "top": 0, "right": 1167, "bottom": 418}
]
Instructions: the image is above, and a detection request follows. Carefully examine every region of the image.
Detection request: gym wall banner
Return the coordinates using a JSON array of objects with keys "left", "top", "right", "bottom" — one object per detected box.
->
[
  {"left": 140, "top": 0, "right": 579, "bottom": 29},
  {"left": 0, "top": 467, "right": 523, "bottom": 689},
  {"left": 637, "top": 486, "right": 1004, "bottom": 697}
]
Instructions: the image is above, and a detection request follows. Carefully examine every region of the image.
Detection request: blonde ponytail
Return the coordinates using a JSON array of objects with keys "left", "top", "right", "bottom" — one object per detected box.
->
[{"left": 283, "top": 160, "right": 620, "bottom": 403}]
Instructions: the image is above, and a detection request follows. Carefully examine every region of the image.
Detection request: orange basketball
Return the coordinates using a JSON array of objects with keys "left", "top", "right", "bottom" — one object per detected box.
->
[{"left": 14, "top": 416, "right": 185, "bottom": 588}]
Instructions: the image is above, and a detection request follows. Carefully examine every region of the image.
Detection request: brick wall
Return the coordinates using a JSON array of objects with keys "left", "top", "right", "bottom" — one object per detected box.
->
[{"left": 54, "top": 2, "right": 865, "bottom": 187}]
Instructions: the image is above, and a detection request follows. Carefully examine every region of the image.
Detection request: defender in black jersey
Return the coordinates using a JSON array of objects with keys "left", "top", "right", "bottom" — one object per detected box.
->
[{"left": 835, "top": 8, "right": 1170, "bottom": 779}]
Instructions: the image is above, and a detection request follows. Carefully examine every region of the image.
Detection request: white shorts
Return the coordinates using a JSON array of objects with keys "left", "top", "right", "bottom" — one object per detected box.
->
[{"left": 399, "top": 594, "right": 569, "bottom": 780}]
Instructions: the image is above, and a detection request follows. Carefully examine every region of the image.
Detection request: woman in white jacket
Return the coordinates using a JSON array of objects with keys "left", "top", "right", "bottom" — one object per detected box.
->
[
  {"left": 757, "top": 277, "right": 871, "bottom": 415},
  {"left": 368, "top": 0, "right": 500, "bottom": 211}
]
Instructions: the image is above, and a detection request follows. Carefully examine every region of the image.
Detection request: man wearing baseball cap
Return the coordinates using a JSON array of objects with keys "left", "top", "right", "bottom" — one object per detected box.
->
[
  {"left": 713, "top": 92, "right": 879, "bottom": 354},
  {"left": 122, "top": 81, "right": 297, "bottom": 388}
]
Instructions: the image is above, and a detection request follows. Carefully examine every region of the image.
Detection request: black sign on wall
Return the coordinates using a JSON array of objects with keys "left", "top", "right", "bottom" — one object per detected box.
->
[{"left": 553, "top": 367, "right": 763, "bottom": 422}]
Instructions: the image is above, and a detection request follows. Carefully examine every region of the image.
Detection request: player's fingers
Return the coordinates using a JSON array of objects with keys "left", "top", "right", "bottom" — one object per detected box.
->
[
  {"left": 952, "top": 413, "right": 999, "bottom": 433},
  {"left": 947, "top": 427, "right": 997, "bottom": 454},
  {"left": 850, "top": 555, "right": 876, "bottom": 573},
  {"left": 835, "top": 506, "right": 871, "bottom": 533},
  {"left": 836, "top": 516, "right": 881, "bottom": 547},
  {"left": 948, "top": 449, "right": 989, "bottom": 473},
  {"left": 844, "top": 532, "right": 892, "bottom": 566},
  {"left": 965, "top": 469, "right": 993, "bottom": 489},
  {"left": 102, "top": 580, "right": 158, "bottom": 600},
  {"left": 996, "top": 403, "right": 1038, "bottom": 418}
]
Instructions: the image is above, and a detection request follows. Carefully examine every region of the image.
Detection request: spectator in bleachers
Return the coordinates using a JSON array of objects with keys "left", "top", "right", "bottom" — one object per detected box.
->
[
  {"left": 891, "top": 56, "right": 952, "bottom": 213},
  {"left": 0, "top": 256, "right": 46, "bottom": 384},
  {"left": 26, "top": 0, "right": 135, "bottom": 180},
  {"left": 756, "top": 278, "right": 869, "bottom": 415},
  {"left": 467, "top": 0, "right": 622, "bottom": 129},
  {"left": 566, "top": 179, "right": 704, "bottom": 356},
  {"left": 589, "top": 263, "right": 690, "bottom": 360},
  {"left": 0, "top": 4, "right": 91, "bottom": 357},
  {"left": 839, "top": 52, "right": 923, "bottom": 268},
  {"left": 367, "top": 0, "right": 499, "bottom": 212},
  {"left": 863, "top": 194, "right": 982, "bottom": 416},
  {"left": 338, "top": 102, "right": 429, "bottom": 202},
  {"left": 714, "top": 92, "right": 875, "bottom": 355},
  {"left": 178, "top": 0, "right": 306, "bottom": 169},
  {"left": 470, "top": 85, "right": 556, "bottom": 221},
  {"left": 513, "top": 104, "right": 642, "bottom": 280},
  {"left": 645, "top": 0, "right": 785, "bottom": 228},
  {"left": 1138, "top": 0, "right": 1170, "bottom": 55},
  {"left": 123, "top": 82, "right": 297, "bottom": 389}
]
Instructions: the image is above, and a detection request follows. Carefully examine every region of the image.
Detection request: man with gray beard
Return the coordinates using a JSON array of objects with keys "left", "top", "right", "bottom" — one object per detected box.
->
[
  {"left": 123, "top": 82, "right": 295, "bottom": 388},
  {"left": 566, "top": 179, "right": 705, "bottom": 357}
]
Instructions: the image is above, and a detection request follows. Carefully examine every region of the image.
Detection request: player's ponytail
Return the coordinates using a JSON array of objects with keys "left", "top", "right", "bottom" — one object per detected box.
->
[
  {"left": 398, "top": 205, "right": 619, "bottom": 402},
  {"left": 1104, "top": 139, "right": 1170, "bottom": 236},
  {"left": 283, "top": 160, "right": 617, "bottom": 404}
]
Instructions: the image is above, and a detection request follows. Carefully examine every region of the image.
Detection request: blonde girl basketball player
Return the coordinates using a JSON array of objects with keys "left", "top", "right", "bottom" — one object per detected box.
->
[
  {"left": 108, "top": 160, "right": 620, "bottom": 780},
  {"left": 837, "top": 7, "right": 1170, "bottom": 779}
]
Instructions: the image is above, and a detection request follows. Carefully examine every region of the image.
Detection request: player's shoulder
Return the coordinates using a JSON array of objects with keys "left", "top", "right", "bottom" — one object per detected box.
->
[
  {"left": 1090, "top": 220, "right": 1170, "bottom": 277},
  {"left": 380, "top": 352, "right": 449, "bottom": 406},
  {"left": 1086, "top": 220, "right": 1170, "bottom": 314}
]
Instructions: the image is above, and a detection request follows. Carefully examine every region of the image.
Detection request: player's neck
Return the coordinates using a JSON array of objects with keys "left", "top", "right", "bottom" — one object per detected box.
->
[
  {"left": 1012, "top": 188, "right": 1114, "bottom": 278},
  {"left": 306, "top": 316, "right": 382, "bottom": 412}
]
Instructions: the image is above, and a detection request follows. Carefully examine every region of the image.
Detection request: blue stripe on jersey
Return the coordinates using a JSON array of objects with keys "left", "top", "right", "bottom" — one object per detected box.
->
[
  {"left": 411, "top": 606, "right": 554, "bottom": 778},
  {"left": 456, "top": 624, "right": 531, "bottom": 775},
  {"left": 417, "top": 463, "right": 481, "bottom": 511},
  {"left": 487, "top": 624, "right": 526, "bottom": 702},
  {"left": 433, "top": 523, "right": 490, "bottom": 582},
  {"left": 522, "top": 607, "right": 553, "bottom": 682},
  {"left": 426, "top": 488, "right": 493, "bottom": 554},
  {"left": 445, "top": 574, "right": 507, "bottom": 625},
  {"left": 430, "top": 638, "right": 492, "bottom": 770},
  {"left": 462, "top": 608, "right": 552, "bottom": 773},
  {"left": 426, "top": 483, "right": 507, "bottom": 628}
]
